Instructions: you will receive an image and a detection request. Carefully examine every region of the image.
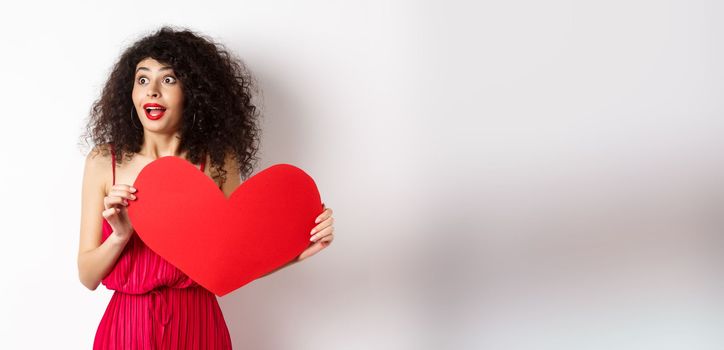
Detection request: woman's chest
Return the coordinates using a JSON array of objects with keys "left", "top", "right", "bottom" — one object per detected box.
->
[{"left": 108, "top": 156, "right": 212, "bottom": 191}]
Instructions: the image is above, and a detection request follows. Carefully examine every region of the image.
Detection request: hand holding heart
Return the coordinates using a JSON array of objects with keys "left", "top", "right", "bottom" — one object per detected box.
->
[
  {"left": 102, "top": 184, "right": 137, "bottom": 243},
  {"left": 104, "top": 186, "right": 336, "bottom": 259},
  {"left": 125, "top": 157, "right": 333, "bottom": 296},
  {"left": 299, "top": 203, "right": 335, "bottom": 261}
]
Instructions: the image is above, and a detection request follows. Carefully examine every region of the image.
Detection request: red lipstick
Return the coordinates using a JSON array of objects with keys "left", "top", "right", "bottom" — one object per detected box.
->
[{"left": 143, "top": 103, "right": 167, "bottom": 120}]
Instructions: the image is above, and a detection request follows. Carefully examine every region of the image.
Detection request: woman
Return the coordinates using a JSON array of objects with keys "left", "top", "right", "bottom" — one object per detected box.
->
[{"left": 78, "top": 26, "right": 335, "bottom": 349}]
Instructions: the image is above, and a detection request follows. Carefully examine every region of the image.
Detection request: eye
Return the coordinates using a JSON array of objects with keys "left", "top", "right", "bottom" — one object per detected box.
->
[
  {"left": 164, "top": 76, "right": 177, "bottom": 84},
  {"left": 138, "top": 77, "right": 148, "bottom": 85}
]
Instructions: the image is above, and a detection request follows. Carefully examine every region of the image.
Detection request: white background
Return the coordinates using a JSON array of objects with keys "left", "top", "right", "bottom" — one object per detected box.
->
[{"left": 0, "top": 0, "right": 722, "bottom": 349}]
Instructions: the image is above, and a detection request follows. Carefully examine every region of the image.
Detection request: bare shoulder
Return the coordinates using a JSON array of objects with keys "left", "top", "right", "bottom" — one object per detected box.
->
[
  {"left": 85, "top": 143, "right": 112, "bottom": 162},
  {"left": 83, "top": 143, "right": 112, "bottom": 194}
]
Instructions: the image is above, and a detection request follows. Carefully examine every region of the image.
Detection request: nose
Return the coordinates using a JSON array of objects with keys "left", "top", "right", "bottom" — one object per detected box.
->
[{"left": 146, "top": 81, "right": 161, "bottom": 98}]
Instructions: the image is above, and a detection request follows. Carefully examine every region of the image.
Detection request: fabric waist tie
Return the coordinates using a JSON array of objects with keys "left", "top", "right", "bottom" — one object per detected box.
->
[{"left": 149, "top": 288, "right": 172, "bottom": 346}]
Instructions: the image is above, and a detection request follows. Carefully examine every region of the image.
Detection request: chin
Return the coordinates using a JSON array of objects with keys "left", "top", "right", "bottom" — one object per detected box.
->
[{"left": 143, "top": 121, "right": 182, "bottom": 133}]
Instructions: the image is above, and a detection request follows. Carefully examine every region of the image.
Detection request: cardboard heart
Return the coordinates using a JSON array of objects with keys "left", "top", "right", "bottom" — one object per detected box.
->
[{"left": 127, "top": 156, "right": 321, "bottom": 296}]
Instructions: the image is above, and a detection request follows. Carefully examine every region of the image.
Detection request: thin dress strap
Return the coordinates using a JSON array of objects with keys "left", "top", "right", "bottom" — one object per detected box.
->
[{"left": 110, "top": 143, "right": 116, "bottom": 186}]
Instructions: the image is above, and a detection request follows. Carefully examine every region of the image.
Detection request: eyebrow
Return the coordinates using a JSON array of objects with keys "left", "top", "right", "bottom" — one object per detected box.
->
[{"left": 135, "top": 66, "right": 174, "bottom": 73}]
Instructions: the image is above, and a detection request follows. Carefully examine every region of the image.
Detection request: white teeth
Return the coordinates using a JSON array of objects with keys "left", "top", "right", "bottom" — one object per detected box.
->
[{"left": 146, "top": 106, "right": 165, "bottom": 110}]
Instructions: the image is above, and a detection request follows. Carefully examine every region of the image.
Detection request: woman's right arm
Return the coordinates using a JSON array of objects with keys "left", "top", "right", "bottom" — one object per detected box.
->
[{"left": 77, "top": 147, "right": 130, "bottom": 291}]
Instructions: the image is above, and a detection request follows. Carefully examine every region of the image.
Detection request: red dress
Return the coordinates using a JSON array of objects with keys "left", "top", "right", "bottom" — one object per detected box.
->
[{"left": 94, "top": 146, "right": 232, "bottom": 349}]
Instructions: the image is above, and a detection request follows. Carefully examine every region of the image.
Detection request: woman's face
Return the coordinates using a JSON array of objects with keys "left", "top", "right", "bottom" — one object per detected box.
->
[{"left": 131, "top": 57, "right": 185, "bottom": 133}]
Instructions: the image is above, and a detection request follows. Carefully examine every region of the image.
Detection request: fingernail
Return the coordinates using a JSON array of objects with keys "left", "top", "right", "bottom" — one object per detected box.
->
[
  {"left": 130, "top": 187, "right": 137, "bottom": 193},
  {"left": 310, "top": 235, "right": 318, "bottom": 242},
  {"left": 130, "top": 195, "right": 136, "bottom": 200},
  {"left": 315, "top": 218, "right": 320, "bottom": 223},
  {"left": 310, "top": 229, "right": 315, "bottom": 235}
]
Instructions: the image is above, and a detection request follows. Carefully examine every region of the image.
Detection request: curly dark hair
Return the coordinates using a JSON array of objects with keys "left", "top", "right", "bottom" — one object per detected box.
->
[{"left": 79, "top": 25, "right": 262, "bottom": 185}]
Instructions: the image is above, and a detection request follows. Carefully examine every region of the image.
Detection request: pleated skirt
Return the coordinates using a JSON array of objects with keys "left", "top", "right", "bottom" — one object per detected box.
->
[{"left": 94, "top": 286, "right": 232, "bottom": 349}]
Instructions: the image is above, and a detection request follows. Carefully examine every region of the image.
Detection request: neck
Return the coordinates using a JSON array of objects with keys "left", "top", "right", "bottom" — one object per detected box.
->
[{"left": 139, "top": 130, "right": 185, "bottom": 160}]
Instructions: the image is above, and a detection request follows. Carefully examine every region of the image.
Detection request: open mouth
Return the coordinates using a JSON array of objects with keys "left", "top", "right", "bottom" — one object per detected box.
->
[{"left": 143, "top": 103, "right": 166, "bottom": 120}]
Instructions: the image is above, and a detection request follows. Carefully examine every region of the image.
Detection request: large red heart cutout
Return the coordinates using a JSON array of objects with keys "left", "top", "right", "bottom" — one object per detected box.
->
[{"left": 127, "top": 156, "right": 321, "bottom": 296}]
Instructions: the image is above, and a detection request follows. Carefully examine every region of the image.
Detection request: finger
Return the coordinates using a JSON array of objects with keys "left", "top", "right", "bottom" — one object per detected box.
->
[
  {"left": 315, "top": 207, "right": 333, "bottom": 223},
  {"left": 102, "top": 207, "right": 121, "bottom": 219},
  {"left": 109, "top": 190, "right": 137, "bottom": 201},
  {"left": 104, "top": 196, "right": 129, "bottom": 209},
  {"left": 109, "top": 190, "right": 136, "bottom": 199},
  {"left": 319, "top": 234, "right": 334, "bottom": 246},
  {"left": 310, "top": 225, "right": 334, "bottom": 242},
  {"left": 310, "top": 216, "right": 334, "bottom": 235},
  {"left": 103, "top": 196, "right": 120, "bottom": 210},
  {"left": 112, "top": 184, "right": 137, "bottom": 193},
  {"left": 104, "top": 194, "right": 131, "bottom": 209}
]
